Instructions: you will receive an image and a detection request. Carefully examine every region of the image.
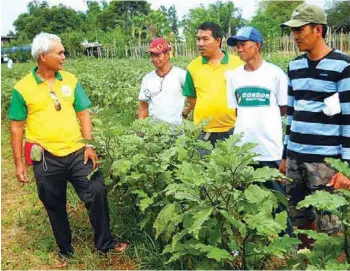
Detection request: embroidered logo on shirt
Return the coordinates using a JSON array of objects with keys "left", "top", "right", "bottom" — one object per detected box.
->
[{"left": 61, "top": 85, "right": 72, "bottom": 96}]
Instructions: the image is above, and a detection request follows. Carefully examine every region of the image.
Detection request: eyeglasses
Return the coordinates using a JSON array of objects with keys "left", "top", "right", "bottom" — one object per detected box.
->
[{"left": 49, "top": 90, "right": 61, "bottom": 111}]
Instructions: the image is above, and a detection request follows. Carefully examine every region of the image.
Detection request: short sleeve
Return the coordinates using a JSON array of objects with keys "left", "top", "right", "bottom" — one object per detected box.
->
[
  {"left": 178, "top": 68, "right": 186, "bottom": 88},
  {"left": 8, "top": 89, "right": 27, "bottom": 120},
  {"left": 225, "top": 71, "right": 238, "bottom": 108},
  {"left": 276, "top": 68, "right": 288, "bottom": 106},
  {"left": 138, "top": 76, "right": 148, "bottom": 102},
  {"left": 73, "top": 82, "right": 92, "bottom": 112},
  {"left": 183, "top": 70, "right": 196, "bottom": 97}
]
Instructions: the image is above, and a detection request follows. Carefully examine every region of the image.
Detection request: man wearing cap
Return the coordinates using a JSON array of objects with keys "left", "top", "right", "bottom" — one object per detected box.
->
[
  {"left": 226, "top": 26, "right": 293, "bottom": 235},
  {"left": 182, "top": 22, "right": 243, "bottom": 147},
  {"left": 138, "top": 38, "right": 186, "bottom": 126},
  {"left": 279, "top": 4, "right": 350, "bottom": 247},
  {"left": 8, "top": 32, "right": 127, "bottom": 267}
]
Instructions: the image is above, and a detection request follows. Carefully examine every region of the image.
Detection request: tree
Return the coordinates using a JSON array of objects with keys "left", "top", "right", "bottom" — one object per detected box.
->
[
  {"left": 326, "top": 0, "right": 350, "bottom": 33},
  {"left": 97, "top": 0, "right": 150, "bottom": 32},
  {"left": 249, "top": 0, "right": 304, "bottom": 38},
  {"left": 84, "top": 1, "right": 104, "bottom": 41},
  {"left": 60, "top": 31, "right": 85, "bottom": 57},
  {"left": 182, "top": 1, "right": 243, "bottom": 44},
  {"left": 160, "top": 5, "right": 179, "bottom": 38},
  {"left": 144, "top": 10, "right": 170, "bottom": 40},
  {"left": 13, "top": 2, "right": 84, "bottom": 40}
]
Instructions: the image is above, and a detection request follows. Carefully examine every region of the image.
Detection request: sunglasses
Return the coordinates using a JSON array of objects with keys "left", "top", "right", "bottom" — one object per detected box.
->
[{"left": 49, "top": 91, "right": 62, "bottom": 111}]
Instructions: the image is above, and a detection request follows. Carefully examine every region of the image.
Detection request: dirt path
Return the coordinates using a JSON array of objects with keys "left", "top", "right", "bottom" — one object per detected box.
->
[{"left": 1, "top": 122, "right": 136, "bottom": 270}]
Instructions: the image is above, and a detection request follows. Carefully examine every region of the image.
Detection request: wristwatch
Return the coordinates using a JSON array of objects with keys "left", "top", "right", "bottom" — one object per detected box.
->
[{"left": 85, "top": 144, "right": 95, "bottom": 149}]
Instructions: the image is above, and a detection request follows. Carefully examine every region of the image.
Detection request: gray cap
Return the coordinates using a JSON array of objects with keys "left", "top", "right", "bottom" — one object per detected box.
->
[{"left": 281, "top": 3, "right": 327, "bottom": 27}]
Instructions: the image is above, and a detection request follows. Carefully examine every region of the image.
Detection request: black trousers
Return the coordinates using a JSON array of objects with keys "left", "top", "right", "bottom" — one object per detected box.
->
[
  {"left": 33, "top": 148, "right": 115, "bottom": 255},
  {"left": 253, "top": 161, "right": 294, "bottom": 236}
]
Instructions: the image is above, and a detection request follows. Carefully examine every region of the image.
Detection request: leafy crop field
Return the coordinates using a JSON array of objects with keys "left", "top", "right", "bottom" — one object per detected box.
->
[{"left": 2, "top": 54, "right": 350, "bottom": 270}]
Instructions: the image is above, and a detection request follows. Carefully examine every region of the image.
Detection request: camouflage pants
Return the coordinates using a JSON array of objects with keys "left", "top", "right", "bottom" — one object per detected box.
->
[{"left": 286, "top": 158, "right": 341, "bottom": 234}]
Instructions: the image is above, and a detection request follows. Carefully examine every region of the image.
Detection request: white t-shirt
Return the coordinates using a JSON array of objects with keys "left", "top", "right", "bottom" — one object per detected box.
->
[
  {"left": 226, "top": 61, "right": 288, "bottom": 161},
  {"left": 139, "top": 66, "right": 186, "bottom": 126}
]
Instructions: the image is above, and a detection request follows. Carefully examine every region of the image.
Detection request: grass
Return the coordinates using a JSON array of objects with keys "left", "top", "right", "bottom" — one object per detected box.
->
[{"left": 1, "top": 120, "right": 137, "bottom": 270}]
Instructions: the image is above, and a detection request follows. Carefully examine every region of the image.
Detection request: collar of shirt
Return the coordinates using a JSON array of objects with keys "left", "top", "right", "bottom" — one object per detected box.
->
[{"left": 32, "top": 66, "right": 63, "bottom": 84}]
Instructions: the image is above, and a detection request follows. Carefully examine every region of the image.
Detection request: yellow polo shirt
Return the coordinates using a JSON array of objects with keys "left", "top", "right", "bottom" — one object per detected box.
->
[
  {"left": 9, "top": 67, "right": 91, "bottom": 156},
  {"left": 183, "top": 51, "right": 243, "bottom": 132}
]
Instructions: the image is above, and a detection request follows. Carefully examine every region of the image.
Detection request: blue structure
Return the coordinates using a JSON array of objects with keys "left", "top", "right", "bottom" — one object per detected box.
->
[
  {"left": 1, "top": 44, "right": 31, "bottom": 54},
  {"left": 1, "top": 44, "right": 31, "bottom": 63}
]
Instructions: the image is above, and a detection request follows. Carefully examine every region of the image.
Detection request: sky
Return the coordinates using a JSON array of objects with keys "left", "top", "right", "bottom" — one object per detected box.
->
[{"left": 1, "top": 0, "right": 327, "bottom": 36}]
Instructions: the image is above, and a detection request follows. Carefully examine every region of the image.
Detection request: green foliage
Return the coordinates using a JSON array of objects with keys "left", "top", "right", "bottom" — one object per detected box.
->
[
  {"left": 296, "top": 187, "right": 350, "bottom": 268},
  {"left": 249, "top": 1, "right": 304, "bottom": 38},
  {"left": 297, "top": 190, "right": 348, "bottom": 215},
  {"left": 182, "top": 1, "right": 243, "bottom": 43},
  {"left": 13, "top": 1, "right": 84, "bottom": 40},
  {"left": 326, "top": 0, "right": 350, "bottom": 32},
  {"left": 4, "top": 55, "right": 343, "bottom": 270},
  {"left": 326, "top": 158, "right": 350, "bottom": 178},
  {"left": 88, "top": 98, "right": 297, "bottom": 269}
]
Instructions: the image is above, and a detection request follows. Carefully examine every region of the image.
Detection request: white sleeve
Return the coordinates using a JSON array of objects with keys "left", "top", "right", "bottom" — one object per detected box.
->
[
  {"left": 138, "top": 76, "right": 148, "bottom": 101},
  {"left": 276, "top": 68, "right": 288, "bottom": 106},
  {"left": 179, "top": 68, "right": 186, "bottom": 88},
  {"left": 225, "top": 71, "right": 238, "bottom": 108}
]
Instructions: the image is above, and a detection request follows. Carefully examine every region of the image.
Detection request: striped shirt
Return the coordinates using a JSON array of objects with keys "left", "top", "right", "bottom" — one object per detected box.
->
[{"left": 283, "top": 49, "right": 350, "bottom": 164}]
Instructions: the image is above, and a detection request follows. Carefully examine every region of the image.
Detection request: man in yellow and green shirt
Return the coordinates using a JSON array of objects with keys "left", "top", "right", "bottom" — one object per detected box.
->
[
  {"left": 8, "top": 32, "right": 127, "bottom": 265},
  {"left": 182, "top": 22, "right": 243, "bottom": 146}
]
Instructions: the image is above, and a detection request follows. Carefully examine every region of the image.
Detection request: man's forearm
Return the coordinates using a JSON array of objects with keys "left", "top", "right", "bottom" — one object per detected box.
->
[
  {"left": 138, "top": 109, "right": 148, "bottom": 119},
  {"left": 10, "top": 122, "right": 24, "bottom": 166},
  {"left": 183, "top": 97, "right": 196, "bottom": 117},
  {"left": 77, "top": 110, "right": 93, "bottom": 140},
  {"left": 138, "top": 102, "right": 149, "bottom": 119}
]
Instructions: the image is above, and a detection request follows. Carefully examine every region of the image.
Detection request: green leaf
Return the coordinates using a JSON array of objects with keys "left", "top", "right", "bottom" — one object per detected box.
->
[
  {"left": 207, "top": 224, "right": 222, "bottom": 246},
  {"left": 337, "top": 189, "right": 350, "bottom": 200},
  {"left": 173, "top": 192, "right": 200, "bottom": 202},
  {"left": 244, "top": 184, "right": 271, "bottom": 204},
  {"left": 132, "top": 189, "right": 148, "bottom": 198},
  {"left": 163, "top": 214, "right": 183, "bottom": 242},
  {"left": 245, "top": 212, "right": 285, "bottom": 238},
  {"left": 325, "top": 158, "right": 350, "bottom": 178},
  {"left": 325, "top": 262, "right": 350, "bottom": 270},
  {"left": 274, "top": 211, "right": 287, "bottom": 230},
  {"left": 272, "top": 189, "right": 289, "bottom": 208},
  {"left": 165, "top": 251, "right": 188, "bottom": 264},
  {"left": 139, "top": 214, "right": 150, "bottom": 230},
  {"left": 188, "top": 207, "right": 213, "bottom": 239},
  {"left": 297, "top": 190, "right": 348, "bottom": 213},
  {"left": 219, "top": 210, "right": 247, "bottom": 236},
  {"left": 154, "top": 204, "right": 177, "bottom": 239},
  {"left": 171, "top": 230, "right": 188, "bottom": 250},
  {"left": 206, "top": 247, "right": 233, "bottom": 262},
  {"left": 139, "top": 197, "right": 154, "bottom": 212},
  {"left": 294, "top": 229, "right": 329, "bottom": 241},
  {"left": 250, "top": 166, "right": 283, "bottom": 183},
  {"left": 112, "top": 159, "right": 132, "bottom": 176},
  {"left": 262, "top": 235, "right": 300, "bottom": 257}
]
